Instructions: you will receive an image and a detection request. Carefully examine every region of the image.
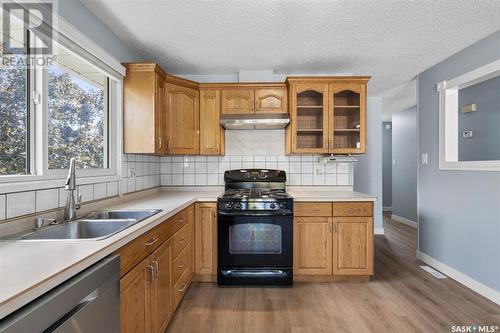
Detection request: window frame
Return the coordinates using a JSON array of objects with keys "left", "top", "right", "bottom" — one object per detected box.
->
[
  {"left": 437, "top": 58, "right": 500, "bottom": 171},
  {"left": 0, "top": 27, "right": 123, "bottom": 186}
]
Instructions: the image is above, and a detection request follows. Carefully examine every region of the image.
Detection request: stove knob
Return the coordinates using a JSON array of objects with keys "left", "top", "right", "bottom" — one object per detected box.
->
[
  {"left": 234, "top": 203, "right": 242, "bottom": 210},
  {"left": 269, "top": 203, "right": 276, "bottom": 210},
  {"left": 226, "top": 202, "right": 233, "bottom": 209},
  {"left": 279, "top": 202, "right": 286, "bottom": 209}
]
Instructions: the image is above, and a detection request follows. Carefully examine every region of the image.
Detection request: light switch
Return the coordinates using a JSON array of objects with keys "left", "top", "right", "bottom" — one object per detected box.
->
[{"left": 422, "top": 153, "right": 429, "bottom": 165}]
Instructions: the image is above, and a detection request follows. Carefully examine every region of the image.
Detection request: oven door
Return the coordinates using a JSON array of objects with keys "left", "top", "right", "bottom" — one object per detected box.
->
[{"left": 217, "top": 213, "right": 292, "bottom": 268}]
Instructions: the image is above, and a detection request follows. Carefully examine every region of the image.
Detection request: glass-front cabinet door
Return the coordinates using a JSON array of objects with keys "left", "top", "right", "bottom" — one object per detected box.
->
[
  {"left": 290, "top": 84, "right": 329, "bottom": 154},
  {"left": 329, "top": 83, "right": 366, "bottom": 154}
]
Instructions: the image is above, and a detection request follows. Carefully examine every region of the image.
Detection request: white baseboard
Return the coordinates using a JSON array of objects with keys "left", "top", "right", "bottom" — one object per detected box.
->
[
  {"left": 416, "top": 251, "right": 500, "bottom": 305},
  {"left": 391, "top": 214, "right": 417, "bottom": 228},
  {"left": 374, "top": 228, "right": 384, "bottom": 235},
  {"left": 383, "top": 206, "right": 392, "bottom": 212}
]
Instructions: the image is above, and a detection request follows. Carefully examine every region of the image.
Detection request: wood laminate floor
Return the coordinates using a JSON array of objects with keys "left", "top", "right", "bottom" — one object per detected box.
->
[{"left": 167, "top": 214, "right": 500, "bottom": 333}]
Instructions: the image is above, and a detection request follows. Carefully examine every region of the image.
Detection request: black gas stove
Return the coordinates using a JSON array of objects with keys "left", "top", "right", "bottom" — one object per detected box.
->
[{"left": 217, "top": 169, "right": 293, "bottom": 286}]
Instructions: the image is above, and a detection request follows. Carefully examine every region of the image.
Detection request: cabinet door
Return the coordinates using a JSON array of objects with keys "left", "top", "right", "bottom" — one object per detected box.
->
[
  {"left": 221, "top": 89, "right": 254, "bottom": 114},
  {"left": 167, "top": 84, "right": 200, "bottom": 154},
  {"left": 329, "top": 83, "right": 366, "bottom": 154},
  {"left": 199, "top": 90, "right": 224, "bottom": 155},
  {"left": 290, "top": 84, "right": 329, "bottom": 154},
  {"left": 195, "top": 203, "right": 217, "bottom": 277},
  {"left": 294, "top": 217, "right": 332, "bottom": 275},
  {"left": 155, "top": 75, "right": 166, "bottom": 154},
  {"left": 332, "top": 217, "right": 373, "bottom": 275},
  {"left": 151, "top": 240, "right": 172, "bottom": 333},
  {"left": 120, "top": 258, "right": 153, "bottom": 333},
  {"left": 255, "top": 88, "right": 287, "bottom": 113}
]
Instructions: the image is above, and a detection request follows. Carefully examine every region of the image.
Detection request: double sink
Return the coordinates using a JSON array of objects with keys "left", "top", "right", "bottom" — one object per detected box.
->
[{"left": 2, "top": 209, "right": 162, "bottom": 241}]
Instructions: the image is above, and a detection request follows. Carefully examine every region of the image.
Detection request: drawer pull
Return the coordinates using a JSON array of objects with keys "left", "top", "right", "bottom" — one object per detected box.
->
[
  {"left": 177, "top": 261, "right": 186, "bottom": 269},
  {"left": 178, "top": 218, "right": 186, "bottom": 224},
  {"left": 178, "top": 283, "right": 187, "bottom": 292},
  {"left": 178, "top": 238, "right": 185, "bottom": 244},
  {"left": 145, "top": 237, "right": 158, "bottom": 246}
]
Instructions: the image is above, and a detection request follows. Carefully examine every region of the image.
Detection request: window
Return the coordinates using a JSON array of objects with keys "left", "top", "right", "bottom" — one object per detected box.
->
[
  {"left": 0, "top": 20, "right": 121, "bottom": 182},
  {"left": 0, "top": 26, "right": 29, "bottom": 175},
  {"left": 47, "top": 43, "right": 109, "bottom": 170}
]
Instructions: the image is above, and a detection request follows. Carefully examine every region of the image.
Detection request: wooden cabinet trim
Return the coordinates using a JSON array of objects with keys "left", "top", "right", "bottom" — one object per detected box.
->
[
  {"left": 332, "top": 202, "right": 373, "bottom": 217},
  {"left": 294, "top": 202, "right": 332, "bottom": 217}
]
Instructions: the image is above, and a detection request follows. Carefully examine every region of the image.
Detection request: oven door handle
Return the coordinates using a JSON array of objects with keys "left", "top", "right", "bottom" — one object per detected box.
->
[{"left": 217, "top": 211, "right": 292, "bottom": 217}]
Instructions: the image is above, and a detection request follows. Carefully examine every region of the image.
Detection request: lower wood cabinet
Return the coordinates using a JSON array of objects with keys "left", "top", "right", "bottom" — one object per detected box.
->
[
  {"left": 194, "top": 203, "right": 217, "bottom": 281},
  {"left": 117, "top": 205, "right": 194, "bottom": 333},
  {"left": 294, "top": 201, "right": 374, "bottom": 279},
  {"left": 294, "top": 217, "right": 332, "bottom": 275}
]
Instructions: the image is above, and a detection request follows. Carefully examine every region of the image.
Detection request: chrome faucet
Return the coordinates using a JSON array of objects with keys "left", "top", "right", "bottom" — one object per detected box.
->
[{"left": 64, "top": 158, "right": 82, "bottom": 221}]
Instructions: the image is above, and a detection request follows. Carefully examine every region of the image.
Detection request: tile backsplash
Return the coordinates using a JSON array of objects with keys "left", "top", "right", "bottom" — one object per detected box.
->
[
  {"left": 160, "top": 155, "right": 353, "bottom": 186},
  {"left": 0, "top": 154, "right": 161, "bottom": 222},
  {"left": 160, "top": 130, "right": 353, "bottom": 187}
]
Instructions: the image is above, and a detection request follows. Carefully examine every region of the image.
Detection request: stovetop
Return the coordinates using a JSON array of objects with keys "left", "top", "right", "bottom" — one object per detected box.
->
[
  {"left": 220, "top": 189, "right": 292, "bottom": 200},
  {"left": 218, "top": 169, "right": 293, "bottom": 213}
]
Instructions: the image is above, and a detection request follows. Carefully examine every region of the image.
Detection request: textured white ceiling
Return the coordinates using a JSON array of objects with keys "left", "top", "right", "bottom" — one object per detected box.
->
[{"left": 80, "top": 0, "right": 500, "bottom": 95}]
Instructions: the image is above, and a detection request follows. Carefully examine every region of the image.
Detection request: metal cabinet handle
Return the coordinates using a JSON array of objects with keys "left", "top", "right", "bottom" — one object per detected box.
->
[
  {"left": 177, "top": 261, "right": 186, "bottom": 269},
  {"left": 153, "top": 260, "right": 159, "bottom": 278},
  {"left": 255, "top": 100, "right": 259, "bottom": 111},
  {"left": 332, "top": 221, "right": 337, "bottom": 233},
  {"left": 158, "top": 137, "right": 162, "bottom": 149},
  {"left": 329, "top": 221, "right": 333, "bottom": 233},
  {"left": 178, "top": 218, "right": 186, "bottom": 225},
  {"left": 146, "top": 265, "right": 154, "bottom": 283},
  {"left": 178, "top": 238, "right": 185, "bottom": 244},
  {"left": 178, "top": 283, "right": 187, "bottom": 292},
  {"left": 145, "top": 237, "right": 158, "bottom": 246}
]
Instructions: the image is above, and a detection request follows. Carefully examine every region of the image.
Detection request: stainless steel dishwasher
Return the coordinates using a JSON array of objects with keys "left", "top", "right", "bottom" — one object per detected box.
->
[{"left": 0, "top": 255, "right": 120, "bottom": 333}]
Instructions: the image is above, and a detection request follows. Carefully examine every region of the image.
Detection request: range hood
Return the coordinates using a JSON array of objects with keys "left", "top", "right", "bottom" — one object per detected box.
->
[{"left": 219, "top": 113, "right": 290, "bottom": 130}]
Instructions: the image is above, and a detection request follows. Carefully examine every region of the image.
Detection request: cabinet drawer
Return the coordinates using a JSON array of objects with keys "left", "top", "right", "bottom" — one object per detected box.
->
[
  {"left": 332, "top": 202, "right": 373, "bottom": 217},
  {"left": 172, "top": 242, "right": 191, "bottom": 285},
  {"left": 172, "top": 264, "right": 191, "bottom": 310},
  {"left": 172, "top": 222, "right": 192, "bottom": 260},
  {"left": 171, "top": 207, "right": 190, "bottom": 233},
  {"left": 294, "top": 203, "right": 332, "bottom": 216},
  {"left": 115, "top": 222, "right": 167, "bottom": 277}
]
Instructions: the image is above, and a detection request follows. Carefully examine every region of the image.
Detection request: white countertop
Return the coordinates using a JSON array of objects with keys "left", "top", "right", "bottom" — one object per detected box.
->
[{"left": 0, "top": 187, "right": 375, "bottom": 318}]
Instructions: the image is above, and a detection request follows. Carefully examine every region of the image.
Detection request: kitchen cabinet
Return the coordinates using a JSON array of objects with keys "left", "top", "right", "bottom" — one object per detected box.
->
[
  {"left": 120, "top": 254, "right": 153, "bottom": 333},
  {"left": 221, "top": 88, "right": 255, "bottom": 114},
  {"left": 116, "top": 205, "right": 194, "bottom": 333},
  {"left": 194, "top": 203, "right": 217, "bottom": 281},
  {"left": 255, "top": 88, "right": 287, "bottom": 113},
  {"left": 199, "top": 90, "right": 224, "bottom": 155},
  {"left": 332, "top": 217, "right": 373, "bottom": 275},
  {"left": 219, "top": 84, "right": 288, "bottom": 115},
  {"left": 285, "top": 77, "right": 370, "bottom": 155},
  {"left": 293, "top": 201, "right": 374, "bottom": 279},
  {"left": 166, "top": 82, "right": 200, "bottom": 154},
  {"left": 294, "top": 217, "right": 333, "bottom": 275},
  {"left": 123, "top": 63, "right": 167, "bottom": 154}
]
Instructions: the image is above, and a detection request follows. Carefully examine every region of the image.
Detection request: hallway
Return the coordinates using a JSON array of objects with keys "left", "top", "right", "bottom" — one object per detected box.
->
[{"left": 167, "top": 216, "right": 500, "bottom": 332}]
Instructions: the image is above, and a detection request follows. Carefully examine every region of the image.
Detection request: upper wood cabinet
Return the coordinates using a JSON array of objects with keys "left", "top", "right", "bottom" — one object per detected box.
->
[
  {"left": 123, "top": 63, "right": 167, "bottom": 154},
  {"left": 166, "top": 82, "right": 200, "bottom": 155},
  {"left": 286, "top": 77, "right": 370, "bottom": 155},
  {"left": 218, "top": 84, "right": 288, "bottom": 115},
  {"left": 221, "top": 89, "right": 255, "bottom": 114},
  {"left": 199, "top": 90, "right": 224, "bottom": 155},
  {"left": 255, "top": 88, "right": 287, "bottom": 113}
]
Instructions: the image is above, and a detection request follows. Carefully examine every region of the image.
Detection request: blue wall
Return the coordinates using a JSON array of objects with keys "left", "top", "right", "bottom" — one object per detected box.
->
[
  {"left": 458, "top": 75, "right": 500, "bottom": 161},
  {"left": 58, "top": 0, "right": 142, "bottom": 61},
  {"left": 354, "top": 97, "right": 383, "bottom": 232},
  {"left": 418, "top": 31, "right": 500, "bottom": 292},
  {"left": 392, "top": 107, "right": 417, "bottom": 222}
]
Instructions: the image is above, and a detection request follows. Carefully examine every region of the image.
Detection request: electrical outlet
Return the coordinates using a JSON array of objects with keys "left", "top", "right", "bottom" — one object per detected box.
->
[
  {"left": 421, "top": 153, "right": 429, "bottom": 165},
  {"left": 129, "top": 168, "right": 136, "bottom": 178}
]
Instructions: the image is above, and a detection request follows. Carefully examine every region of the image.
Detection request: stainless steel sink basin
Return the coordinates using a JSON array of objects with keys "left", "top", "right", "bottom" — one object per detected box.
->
[
  {"left": 20, "top": 219, "right": 138, "bottom": 240},
  {"left": 86, "top": 209, "right": 162, "bottom": 222},
  {"left": 1, "top": 209, "right": 162, "bottom": 241}
]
